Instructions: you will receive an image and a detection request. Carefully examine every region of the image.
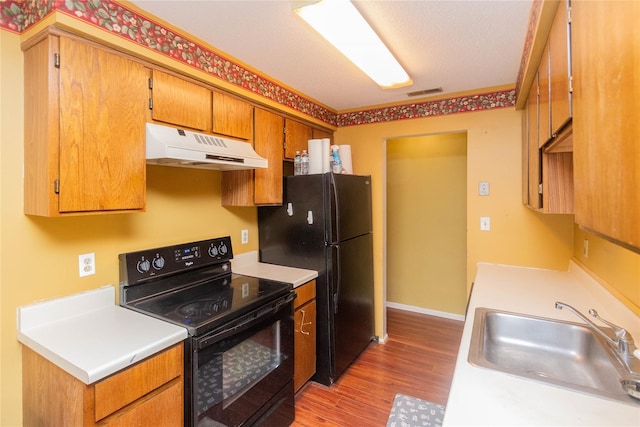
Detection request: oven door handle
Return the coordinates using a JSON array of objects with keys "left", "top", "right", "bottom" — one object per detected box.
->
[{"left": 197, "top": 292, "right": 295, "bottom": 350}]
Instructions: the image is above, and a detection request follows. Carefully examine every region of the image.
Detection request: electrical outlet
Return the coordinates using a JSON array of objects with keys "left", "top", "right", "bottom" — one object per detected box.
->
[
  {"left": 478, "top": 181, "right": 490, "bottom": 196},
  {"left": 79, "top": 253, "right": 95, "bottom": 277},
  {"left": 241, "top": 229, "right": 249, "bottom": 244},
  {"left": 480, "top": 217, "right": 491, "bottom": 231}
]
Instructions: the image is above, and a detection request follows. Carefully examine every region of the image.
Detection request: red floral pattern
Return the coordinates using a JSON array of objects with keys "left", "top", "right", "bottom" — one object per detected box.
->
[
  {"left": 1, "top": 0, "right": 516, "bottom": 128},
  {"left": 337, "top": 90, "right": 515, "bottom": 127}
]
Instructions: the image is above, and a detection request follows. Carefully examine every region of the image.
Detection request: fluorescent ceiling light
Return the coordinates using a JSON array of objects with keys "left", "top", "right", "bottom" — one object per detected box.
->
[{"left": 294, "top": 0, "right": 412, "bottom": 89}]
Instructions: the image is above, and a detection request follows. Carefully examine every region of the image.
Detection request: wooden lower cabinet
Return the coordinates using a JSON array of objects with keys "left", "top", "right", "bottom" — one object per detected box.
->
[
  {"left": 22, "top": 343, "right": 184, "bottom": 427},
  {"left": 293, "top": 280, "right": 316, "bottom": 392}
]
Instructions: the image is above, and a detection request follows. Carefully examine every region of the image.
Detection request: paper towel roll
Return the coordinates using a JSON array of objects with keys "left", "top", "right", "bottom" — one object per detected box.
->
[
  {"left": 307, "top": 139, "right": 323, "bottom": 174},
  {"left": 321, "top": 138, "right": 331, "bottom": 173},
  {"left": 338, "top": 145, "right": 353, "bottom": 174}
]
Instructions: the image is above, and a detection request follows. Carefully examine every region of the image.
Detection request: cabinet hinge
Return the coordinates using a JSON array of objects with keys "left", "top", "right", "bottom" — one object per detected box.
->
[
  {"left": 568, "top": 75, "right": 573, "bottom": 93},
  {"left": 148, "top": 77, "right": 153, "bottom": 90},
  {"left": 54, "top": 179, "right": 60, "bottom": 194},
  {"left": 538, "top": 183, "right": 543, "bottom": 195},
  {"left": 148, "top": 98, "right": 153, "bottom": 110},
  {"left": 54, "top": 53, "right": 60, "bottom": 69},
  {"left": 282, "top": 127, "right": 287, "bottom": 150}
]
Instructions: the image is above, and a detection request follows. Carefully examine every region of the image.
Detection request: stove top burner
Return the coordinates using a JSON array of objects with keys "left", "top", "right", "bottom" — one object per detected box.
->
[
  {"left": 119, "top": 237, "right": 293, "bottom": 336},
  {"left": 177, "top": 298, "right": 231, "bottom": 319},
  {"left": 124, "top": 274, "right": 291, "bottom": 335}
]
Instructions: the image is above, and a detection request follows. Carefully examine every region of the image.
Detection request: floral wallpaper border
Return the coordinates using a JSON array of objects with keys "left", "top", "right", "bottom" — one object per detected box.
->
[
  {"left": 2, "top": 0, "right": 518, "bottom": 128},
  {"left": 337, "top": 89, "right": 515, "bottom": 127}
]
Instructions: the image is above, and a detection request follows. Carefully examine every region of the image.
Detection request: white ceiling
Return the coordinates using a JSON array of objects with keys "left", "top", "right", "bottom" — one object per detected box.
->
[{"left": 130, "top": 0, "right": 533, "bottom": 112}]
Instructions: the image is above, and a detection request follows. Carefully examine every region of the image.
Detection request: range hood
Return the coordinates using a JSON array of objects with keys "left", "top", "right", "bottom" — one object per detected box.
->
[{"left": 145, "top": 122, "right": 267, "bottom": 171}]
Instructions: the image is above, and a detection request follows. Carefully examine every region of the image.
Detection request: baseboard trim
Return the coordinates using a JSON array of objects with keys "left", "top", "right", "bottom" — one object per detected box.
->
[{"left": 386, "top": 302, "right": 465, "bottom": 322}]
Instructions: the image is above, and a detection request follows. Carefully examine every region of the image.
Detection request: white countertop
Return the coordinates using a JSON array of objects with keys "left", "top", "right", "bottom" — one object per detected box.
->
[
  {"left": 231, "top": 251, "right": 318, "bottom": 287},
  {"left": 443, "top": 261, "right": 640, "bottom": 426},
  {"left": 17, "top": 285, "right": 187, "bottom": 384}
]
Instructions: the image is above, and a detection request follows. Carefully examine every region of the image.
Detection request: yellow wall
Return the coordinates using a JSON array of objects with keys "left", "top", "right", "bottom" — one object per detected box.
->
[
  {"left": 0, "top": 32, "right": 259, "bottom": 427},
  {"left": 386, "top": 133, "right": 468, "bottom": 315},
  {"left": 574, "top": 226, "right": 640, "bottom": 315},
  {"left": 334, "top": 107, "right": 576, "bottom": 336}
]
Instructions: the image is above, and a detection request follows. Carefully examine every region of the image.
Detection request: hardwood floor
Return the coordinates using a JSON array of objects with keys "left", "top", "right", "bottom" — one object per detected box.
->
[{"left": 291, "top": 308, "right": 464, "bottom": 427}]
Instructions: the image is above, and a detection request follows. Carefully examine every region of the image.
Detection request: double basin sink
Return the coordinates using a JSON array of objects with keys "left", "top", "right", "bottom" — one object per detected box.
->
[{"left": 468, "top": 307, "right": 640, "bottom": 405}]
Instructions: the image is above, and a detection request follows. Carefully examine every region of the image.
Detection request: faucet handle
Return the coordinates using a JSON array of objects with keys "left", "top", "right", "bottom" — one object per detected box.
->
[{"left": 588, "top": 309, "right": 629, "bottom": 341}]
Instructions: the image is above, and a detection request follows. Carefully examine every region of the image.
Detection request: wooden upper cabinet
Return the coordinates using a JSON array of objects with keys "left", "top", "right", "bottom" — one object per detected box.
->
[
  {"left": 24, "top": 34, "right": 148, "bottom": 216},
  {"left": 221, "top": 108, "right": 284, "bottom": 206},
  {"left": 213, "top": 91, "right": 253, "bottom": 140},
  {"left": 312, "top": 128, "right": 333, "bottom": 143},
  {"left": 284, "top": 119, "right": 312, "bottom": 160},
  {"left": 538, "top": 44, "right": 551, "bottom": 146},
  {"left": 572, "top": 1, "right": 640, "bottom": 251},
  {"left": 526, "top": 74, "right": 541, "bottom": 210},
  {"left": 150, "top": 69, "right": 212, "bottom": 131},
  {"left": 549, "top": 0, "right": 571, "bottom": 137},
  {"left": 254, "top": 108, "right": 284, "bottom": 205}
]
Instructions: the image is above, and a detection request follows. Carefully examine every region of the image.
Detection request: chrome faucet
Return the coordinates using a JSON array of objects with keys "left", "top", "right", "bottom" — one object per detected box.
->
[{"left": 555, "top": 301, "right": 640, "bottom": 376}]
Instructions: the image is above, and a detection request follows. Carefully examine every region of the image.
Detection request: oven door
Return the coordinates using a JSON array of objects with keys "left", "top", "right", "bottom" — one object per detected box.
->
[{"left": 187, "top": 292, "right": 295, "bottom": 427}]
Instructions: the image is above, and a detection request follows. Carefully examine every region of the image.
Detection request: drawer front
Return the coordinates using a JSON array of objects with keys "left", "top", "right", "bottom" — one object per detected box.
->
[
  {"left": 94, "top": 343, "right": 183, "bottom": 421},
  {"left": 294, "top": 280, "right": 316, "bottom": 309},
  {"left": 101, "top": 380, "right": 183, "bottom": 427}
]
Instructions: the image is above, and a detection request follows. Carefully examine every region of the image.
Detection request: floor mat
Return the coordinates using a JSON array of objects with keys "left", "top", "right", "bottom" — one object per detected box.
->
[{"left": 386, "top": 393, "right": 446, "bottom": 427}]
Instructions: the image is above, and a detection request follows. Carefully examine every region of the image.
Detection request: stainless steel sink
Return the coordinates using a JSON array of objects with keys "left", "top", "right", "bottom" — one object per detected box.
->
[{"left": 468, "top": 307, "right": 640, "bottom": 405}]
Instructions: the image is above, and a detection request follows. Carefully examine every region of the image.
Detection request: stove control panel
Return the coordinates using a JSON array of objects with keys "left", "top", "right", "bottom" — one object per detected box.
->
[{"left": 119, "top": 236, "right": 234, "bottom": 286}]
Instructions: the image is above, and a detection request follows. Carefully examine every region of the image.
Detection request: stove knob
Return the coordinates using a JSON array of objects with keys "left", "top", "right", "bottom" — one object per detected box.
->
[
  {"left": 152, "top": 256, "right": 165, "bottom": 270},
  {"left": 136, "top": 259, "right": 151, "bottom": 274},
  {"left": 218, "top": 242, "right": 228, "bottom": 255},
  {"left": 208, "top": 245, "right": 218, "bottom": 258}
]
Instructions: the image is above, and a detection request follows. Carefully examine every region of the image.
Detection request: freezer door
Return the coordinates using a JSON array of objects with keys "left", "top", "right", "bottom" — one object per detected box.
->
[
  {"left": 258, "top": 175, "right": 326, "bottom": 266},
  {"left": 327, "top": 174, "right": 372, "bottom": 244},
  {"left": 329, "top": 233, "right": 375, "bottom": 381}
]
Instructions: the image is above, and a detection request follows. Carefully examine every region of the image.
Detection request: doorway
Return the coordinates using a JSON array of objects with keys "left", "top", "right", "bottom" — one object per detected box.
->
[{"left": 385, "top": 132, "right": 467, "bottom": 329}]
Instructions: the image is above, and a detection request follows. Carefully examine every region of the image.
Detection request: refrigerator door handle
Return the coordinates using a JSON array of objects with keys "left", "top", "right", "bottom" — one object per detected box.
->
[
  {"left": 332, "top": 244, "right": 341, "bottom": 314},
  {"left": 329, "top": 173, "right": 340, "bottom": 244}
]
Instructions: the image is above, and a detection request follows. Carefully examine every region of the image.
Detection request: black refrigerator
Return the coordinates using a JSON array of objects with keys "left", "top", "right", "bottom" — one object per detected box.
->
[{"left": 258, "top": 172, "right": 375, "bottom": 386}]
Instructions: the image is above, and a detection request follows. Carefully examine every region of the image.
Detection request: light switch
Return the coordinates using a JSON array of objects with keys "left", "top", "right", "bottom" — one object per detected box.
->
[
  {"left": 480, "top": 217, "right": 491, "bottom": 231},
  {"left": 479, "top": 181, "right": 490, "bottom": 196}
]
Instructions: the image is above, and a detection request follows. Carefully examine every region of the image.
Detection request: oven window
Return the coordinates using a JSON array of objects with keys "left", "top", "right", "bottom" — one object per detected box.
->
[{"left": 194, "top": 307, "right": 294, "bottom": 427}]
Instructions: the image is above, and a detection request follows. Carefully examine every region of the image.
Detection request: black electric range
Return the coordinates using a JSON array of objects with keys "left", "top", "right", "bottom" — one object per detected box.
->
[
  {"left": 118, "top": 236, "right": 293, "bottom": 336},
  {"left": 119, "top": 236, "right": 297, "bottom": 426}
]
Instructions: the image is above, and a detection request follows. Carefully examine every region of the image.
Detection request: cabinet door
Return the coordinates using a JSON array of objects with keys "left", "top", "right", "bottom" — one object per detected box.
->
[
  {"left": 59, "top": 37, "right": 147, "bottom": 213},
  {"left": 573, "top": 1, "right": 640, "bottom": 250},
  {"left": 221, "top": 108, "right": 284, "bottom": 206},
  {"left": 254, "top": 108, "right": 284, "bottom": 205},
  {"left": 284, "top": 119, "right": 312, "bottom": 160},
  {"left": 538, "top": 44, "right": 551, "bottom": 146},
  {"left": 549, "top": 0, "right": 571, "bottom": 136},
  {"left": 213, "top": 91, "right": 253, "bottom": 140},
  {"left": 312, "top": 128, "right": 333, "bottom": 143},
  {"left": 294, "top": 299, "right": 316, "bottom": 392},
  {"left": 102, "top": 382, "right": 183, "bottom": 427},
  {"left": 151, "top": 69, "right": 212, "bottom": 131},
  {"left": 526, "top": 73, "right": 541, "bottom": 210}
]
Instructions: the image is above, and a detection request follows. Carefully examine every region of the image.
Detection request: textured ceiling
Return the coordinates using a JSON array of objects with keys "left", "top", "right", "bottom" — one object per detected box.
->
[{"left": 130, "top": 0, "right": 533, "bottom": 111}]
